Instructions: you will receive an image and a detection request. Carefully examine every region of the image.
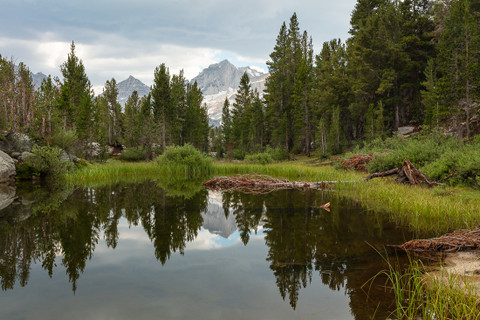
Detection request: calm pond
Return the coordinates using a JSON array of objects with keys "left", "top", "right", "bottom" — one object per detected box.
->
[{"left": 0, "top": 180, "right": 413, "bottom": 319}]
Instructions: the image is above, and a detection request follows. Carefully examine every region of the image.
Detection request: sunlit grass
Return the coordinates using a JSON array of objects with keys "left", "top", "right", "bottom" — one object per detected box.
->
[
  {"left": 383, "top": 258, "right": 480, "bottom": 319},
  {"left": 211, "top": 160, "right": 363, "bottom": 182},
  {"left": 337, "top": 178, "right": 480, "bottom": 236},
  {"left": 66, "top": 160, "right": 162, "bottom": 186}
]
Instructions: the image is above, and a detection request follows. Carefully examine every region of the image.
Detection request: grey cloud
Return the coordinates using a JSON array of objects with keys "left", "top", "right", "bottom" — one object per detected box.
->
[{"left": 0, "top": 0, "right": 357, "bottom": 86}]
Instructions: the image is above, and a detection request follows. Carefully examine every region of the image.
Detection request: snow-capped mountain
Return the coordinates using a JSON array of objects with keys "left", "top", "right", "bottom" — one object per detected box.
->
[
  {"left": 110, "top": 60, "right": 268, "bottom": 123},
  {"left": 116, "top": 75, "right": 151, "bottom": 106},
  {"left": 192, "top": 60, "right": 269, "bottom": 123}
]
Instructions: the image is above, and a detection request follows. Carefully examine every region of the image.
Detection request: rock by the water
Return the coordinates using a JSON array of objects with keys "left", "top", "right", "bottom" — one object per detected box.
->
[
  {"left": 0, "top": 184, "right": 15, "bottom": 212},
  {"left": 19, "top": 151, "right": 35, "bottom": 162},
  {"left": 11, "top": 132, "right": 33, "bottom": 153},
  {"left": 0, "top": 150, "right": 16, "bottom": 182},
  {"left": 60, "top": 150, "right": 79, "bottom": 163}
]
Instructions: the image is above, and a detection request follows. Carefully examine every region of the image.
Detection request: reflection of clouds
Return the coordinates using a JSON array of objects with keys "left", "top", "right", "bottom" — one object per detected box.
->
[{"left": 185, "top": 228, "right": 241, "bottom": 251}]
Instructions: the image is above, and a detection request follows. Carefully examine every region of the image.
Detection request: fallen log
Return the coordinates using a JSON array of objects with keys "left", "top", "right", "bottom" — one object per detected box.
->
[
  {"left": 203, "top": 174, "right": 336, "bottom": 194},
  {"left": 365, "top": 168, "right": 399, "bottom": 180},
  {"left": 366, "top": 158, "right": 441, "bottom": 186},
  {"left": 394, "top": 228, "right": 480, "bottom": 253}
]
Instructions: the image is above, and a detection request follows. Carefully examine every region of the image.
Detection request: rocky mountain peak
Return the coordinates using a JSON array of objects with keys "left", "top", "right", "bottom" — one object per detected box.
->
[
  {"left": 115, "top": 75, "right": 150, "bottom": 106},
  {"left": 192, "top": 60, "right": 269, "bottom": 123}
]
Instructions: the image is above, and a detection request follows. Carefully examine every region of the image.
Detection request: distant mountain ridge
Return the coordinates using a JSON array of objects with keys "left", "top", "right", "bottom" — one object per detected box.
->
[
  {"left": 115, "top": 75, "right": 151, "bottom": 106},
  {"left": 30, "top": 60, "right": 268, "bottom": 125},
  {"left": 32, "top": 72, "right": 48, "bottom": 90},
  {"left": 192, "top": 60, "right": 269, "bottom": 122},
  {"left": 13, "top": 64, "right": 48, "bottom": 90}
]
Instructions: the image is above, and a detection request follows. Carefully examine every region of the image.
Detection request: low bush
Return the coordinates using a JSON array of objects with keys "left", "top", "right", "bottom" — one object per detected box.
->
[
  {"left": 23, "top": 145, "right": 73, "bottom": 179},
  {"left": 244, "top": 152, "right": 273, "bottom": 165},
  {"left": 364, "top": 131, "right": 460, "bottom": 173},
  {"left": 156, "top": 144, "right": 212, "bottom": 174},
  {"left": 265, "top": 146, "right": 290, "bottom": 161},
  {"left": 120, "top": 147, "right": 148, "bottom": 162}
]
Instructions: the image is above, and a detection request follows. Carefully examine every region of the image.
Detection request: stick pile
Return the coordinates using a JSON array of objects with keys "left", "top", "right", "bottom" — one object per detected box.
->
[
  {"left": 340, "top": 153, "right": 373, "bottom": 172},
  {"left": 398, "top": 228, "right": 480, "bottom": 253},
  {"left": 203, "top": 174, "right": 333, "bottom": 194}
]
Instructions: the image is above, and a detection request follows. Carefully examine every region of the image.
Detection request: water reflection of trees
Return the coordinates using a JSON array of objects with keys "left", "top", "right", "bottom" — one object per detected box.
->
[
  {"left": 259, "top": 189, "right": 412, "bottom": 318},
  {"left": 0, "top": 180, "right": 207, "bottom": 292},
  {"left": 222, "top": 191, "right": 264, "bottom": 245},
  {"left": 0, "top": 183, "right": 412, "bottom": 318}
]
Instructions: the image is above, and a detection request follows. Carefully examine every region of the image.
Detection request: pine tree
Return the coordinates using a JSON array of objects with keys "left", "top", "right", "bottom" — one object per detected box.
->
[
  {"left": 123, "top": 90, "right": 140, "bottom": 147},
  {"left": 36, "top": 76, "right": 60, "bottom": 137},
  {"left": 232, "top": 72, "right": 252, "bottom": 154},
  {"left": 250, "top": 90, "right": 265, "bottom": 151},
  {"left": 184, "top": 81, "right": 209, "bottom": 151},
  {"left": 421, "top": 58, "right": 442, "bottom": 127},
  {"left": 59, "top": 41, "right": 93, "bottom": 133},
  {"left": 169, "top": 70, "right": 186, "bottom": 145},
  {"left": 293, "top": 31, "right": 314, "bottom": 155},
  {"left": 265, "top": 13, "right": 310, "bottom": 152},
  {"left": 16, "top": 62, "right": 35, "bottom": 131},
  {"left": 436, "top": 0, "right": 480, "bottom": 138},
  {"left": 221, "top": 97, "right": 233, "bottom": 157},
  {"left": 264, "top": 22, "right": 290, "bottom": 149},
  {"left": 151, "top": 63, "right": 171, "bottom": 152},
  {"left": 104, "top": 78, "right": 120, "bottom": 145}
]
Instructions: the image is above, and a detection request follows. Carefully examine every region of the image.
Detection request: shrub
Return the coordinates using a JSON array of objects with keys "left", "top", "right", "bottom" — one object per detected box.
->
[
  {"left": 365, "top": 132, "right": 460, "bottom": 173},
  {"left": 266, "top": 146, "right": 290, "bottom": 161},
  {"left": 24, "top": 145, "right": 73, "bottom": 179},
  {"left": 51, "top": 129, "right": 78, "bottom": 152},
  {"left": 233, "top": 149, "right": 245, "bottom": 160},
  {"left": 156, "top": 144, "right": 212, "bottom": 174},
  {"left": 120, "top": 147, "right": 148, "bottom": 162},
  {"left": 244, "top": 152, "right": 273, "bottom": 165}
]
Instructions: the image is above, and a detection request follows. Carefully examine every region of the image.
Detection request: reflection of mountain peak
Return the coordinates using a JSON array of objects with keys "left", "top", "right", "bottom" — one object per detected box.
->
[{"left": 202, "top": 202, "right": 237, "bottom": 239}]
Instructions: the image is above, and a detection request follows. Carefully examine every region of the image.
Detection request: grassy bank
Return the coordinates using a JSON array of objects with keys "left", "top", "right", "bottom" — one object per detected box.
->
[
  {"left": 384, "top": 258, "right": 480, "bottom": 319},
  {"left": 66, "top": 158, "right": 480, "bottom": 235}
]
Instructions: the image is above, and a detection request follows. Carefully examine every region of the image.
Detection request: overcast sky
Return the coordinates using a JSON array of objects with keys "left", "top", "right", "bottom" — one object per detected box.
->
[{"left": 0, "top": 0, "right": 357, "bottom": 94}]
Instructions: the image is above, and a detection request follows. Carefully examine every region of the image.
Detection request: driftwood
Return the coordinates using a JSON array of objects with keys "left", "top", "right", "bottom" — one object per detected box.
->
[
  {"left": 366, "top": 158, "right": 441, "bottom": 186},
  {"left": 394, "top": 228, "right": 480, "bottom": 253},
  {"left": 203, "top": 174, "right": 335, "bottom": 194}
]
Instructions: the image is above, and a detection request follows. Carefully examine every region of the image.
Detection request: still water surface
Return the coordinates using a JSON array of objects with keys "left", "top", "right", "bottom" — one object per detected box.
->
[{"left": 0, "top": 181, "right": 413, "bottom": 319}]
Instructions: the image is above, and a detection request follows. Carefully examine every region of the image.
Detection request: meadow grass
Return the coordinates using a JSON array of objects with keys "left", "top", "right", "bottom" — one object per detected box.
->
[
  {"left": 65, "top": 160, "right": 161, "bottom": 186},
  {"left": 383, "top": 258, "right": 480, "bottom": 319}
]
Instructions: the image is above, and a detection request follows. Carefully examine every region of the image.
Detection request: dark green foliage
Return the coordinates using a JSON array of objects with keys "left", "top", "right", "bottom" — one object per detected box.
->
[
  {"left": 244, "top": 152, "right": 274, "bottom": 165},
  {"left": 360, "top": 130, "right": 480, "bottom": 188},
  {"left": 421, "top": 137, "right": 480, "bottom": 188},
  {"left": 50, "top": 129, "right": 78, "bottom": 153},
  {"left": 120, "top": 147, "right": 149, "bottom": 162},
  {"left": 266, "top": 146, "right": 290, "bottom": 161},
  {"left": 156, "top": 144, "right": 212, "bottom": 173},
  {"left": 23, "top": 145, "right": 73, "bottom": 179},
  {"left": 365, "top": 131, "right": 458, "bottom": 172}
]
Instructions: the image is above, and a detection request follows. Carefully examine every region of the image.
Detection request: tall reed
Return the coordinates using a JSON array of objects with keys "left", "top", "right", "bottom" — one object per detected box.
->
[{"left": 384, "top": 258, "right": 480, "bottom": 319}]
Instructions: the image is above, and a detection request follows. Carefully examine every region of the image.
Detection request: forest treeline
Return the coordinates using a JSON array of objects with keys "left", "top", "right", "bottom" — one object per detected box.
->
[
  {"left": 219, "top": 0, "right": 480, "bottom": 157},
  {"left": 0, "top": 43, "right": 209, "bottom": 160},
  {"left": 0, "top": 0, "right": 479, "bottom": 160}
]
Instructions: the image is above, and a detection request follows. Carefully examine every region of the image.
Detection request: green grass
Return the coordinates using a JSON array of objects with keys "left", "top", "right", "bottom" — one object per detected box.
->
[
  {"left": 337, "top": 178, "right": 480, "bottom": 236},
  {"left": 66, "top": 160, "right": 162, "bottom": 185},
  {"left": 383, "top": 258, "right": 480, "bottom": 319}
]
